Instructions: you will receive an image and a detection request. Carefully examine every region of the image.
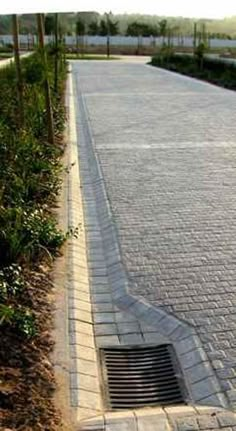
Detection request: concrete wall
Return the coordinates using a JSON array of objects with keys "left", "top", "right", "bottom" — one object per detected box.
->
[{"left": 1, "top": 34, "right": 236, "bottom": 48}]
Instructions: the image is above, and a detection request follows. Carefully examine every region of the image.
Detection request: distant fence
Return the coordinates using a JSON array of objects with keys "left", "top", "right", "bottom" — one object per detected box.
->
[{"left": 1, "top": 34, "right": 236, "bottom": 49}]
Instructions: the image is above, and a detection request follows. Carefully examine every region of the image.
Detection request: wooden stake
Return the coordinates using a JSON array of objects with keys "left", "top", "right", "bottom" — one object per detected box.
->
[
  {"left": 12, "top": 14, "right": 24, "bottom": 127},
  {"left": 54, "top": 13, "right": 59, "bottom": 94},
  {"left": 37, "top": 13, "right": 55, "bottom": 145}
]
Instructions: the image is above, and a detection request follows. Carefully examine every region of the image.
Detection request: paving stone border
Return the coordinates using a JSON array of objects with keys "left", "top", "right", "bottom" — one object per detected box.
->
[
  {"left": 67, "top": 67, "right": 102, "bottom": 421},
  {"left": 71, "top": 63, "right": 229, "bottom": 411},
  {"left": 80, "top": 405, "right": 236, "bottom": 431}
]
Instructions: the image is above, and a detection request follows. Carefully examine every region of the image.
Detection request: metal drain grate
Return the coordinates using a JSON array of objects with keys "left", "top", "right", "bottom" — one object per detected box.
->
[{"left": 100, "top": 344, "right": 186, "bottom": 410}]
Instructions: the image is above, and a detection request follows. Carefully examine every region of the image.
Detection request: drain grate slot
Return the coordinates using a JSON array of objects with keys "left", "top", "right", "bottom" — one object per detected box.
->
[{"left": 100, "top": 344, "right": 186, "bottom": 410}]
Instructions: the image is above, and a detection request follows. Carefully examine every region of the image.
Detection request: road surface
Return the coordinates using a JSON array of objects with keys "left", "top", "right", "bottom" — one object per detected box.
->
[{"left": 72, "top": 58, "right": 236, "bottom": 408}]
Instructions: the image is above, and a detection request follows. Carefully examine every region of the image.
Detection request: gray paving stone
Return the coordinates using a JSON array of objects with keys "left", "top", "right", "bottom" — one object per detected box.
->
[
  {"left": 197, "top": 415, "right": 219, "bottom": 430},
  {"left": 96, "top": 335, "right": 120, "bottom": 347},
  {"left": 136, "top": 411, "right": 168, "bottom": 431},
  {"left": 177, "top": 336, "right": 202, "bottom": 355},
  {"left": 199, "top": 393, "right": 228, "bottom": 408},
  {"left": 92, "top": 302, "right": 114, "bottom": 313},
  {"left": 176, "top": 417, "right": 199, "bottom": 431},
  {"left": 182, "top": 349, "right": 208, "bottom": 369},
  {"left": 185, "top": 361, "right": 214, "bottom": 384},
  {"left": 105, "top": 411, "right": 136, "bottom": 431},
  {"left": 93, "top": 312, "right": 115, "bottom": 324},
  {"left": 217, "top": 413, "right": 236, "bottom": 427},
  {"left": 157, "top": 317, "right": 182, "bottom": 337},
  {"left": 165, "top": 406, "right": 197, "bottom": 417},
  {"left": 119, "top": 333, "right": 144, "bottom": 345},
  {"left": 92, "top": 293, "right": 112, "bottom": 303},
  {"left": 117, "top": 322, "right": 141, "bottom": 334},
  {"left": 94, "top": 323, "right": 118, "bottom": 336},
  {"left": 191, "top": 377, "right": 221, "bottom": 401},
  {"left": 115, "top": 311, "right": 137, "bottom": 323}
]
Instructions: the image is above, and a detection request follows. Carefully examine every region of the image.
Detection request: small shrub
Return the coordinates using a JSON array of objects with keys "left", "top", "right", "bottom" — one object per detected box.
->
[
  {"left": 0, "top": 264, "right": 24, "bottom": 300},
  {"left": 14, "top": 307, "right": 36, "bottom": 338},
  {"left": 0, "top": 303, "right": 36, "bottom": 338},
  {"left": 23, "top": 208, "right": 65, "bottom": 251},
  {"left": 23, "top": 55, "right": 44, "bottom": 84}
]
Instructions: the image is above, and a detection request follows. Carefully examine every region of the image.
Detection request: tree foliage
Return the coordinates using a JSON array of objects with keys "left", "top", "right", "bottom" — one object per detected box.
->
[
  {"left": 88, "top": 20, "right": 100, "bottom": 35},
  {"left": 1, "top": 12, "right": 236, "bottom": 38},
  {"left": 44, "top": 15, "right": 55, "bottom": 35},
  {"left": 76, "top": 18, "right": 85, "bottom": 36},
  {"left": 126, "top": 21, "right": 159, "bottom": 36},
  {"left": 99, "top": 17, "right": 119, "bottom": 36}
]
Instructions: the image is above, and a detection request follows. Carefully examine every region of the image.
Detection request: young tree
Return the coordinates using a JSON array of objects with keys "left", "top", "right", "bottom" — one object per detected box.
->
[
  {"left": 44, "top": 14, "right": 54, "bottom": 35},
  {"left": 76, "top": 18, "right": 85, "bottom": 57},
  {"left": 99, "top": 16, "right": 119, "bottom": 36},
  {"left": 159, "top": 19, "right": 167, "bottom": 45},
  {"left": 88, "top": 20, "right": 99, "bottom": 35},
  {"left": 193, "top": 22, "right": 197, "bottom": 52},
  {"left": 12, "top": 14, "right": 24, "bottom": 127},
  {"left": 126, "top": 22, "right": 159, "bottom": 37},
  {"left": 36, "top": 13, "right": 55, "bottom": 145}
]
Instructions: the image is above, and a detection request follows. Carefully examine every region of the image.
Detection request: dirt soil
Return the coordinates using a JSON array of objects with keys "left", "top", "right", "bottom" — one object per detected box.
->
[{"left": 0, "top": 263, "right": 63, "bottom": 431}]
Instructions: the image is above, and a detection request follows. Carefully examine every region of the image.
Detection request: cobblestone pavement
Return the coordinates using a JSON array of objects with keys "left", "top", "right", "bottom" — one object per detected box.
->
[{"left": 72, "top": 59, "right": 236, "bottom": 410}]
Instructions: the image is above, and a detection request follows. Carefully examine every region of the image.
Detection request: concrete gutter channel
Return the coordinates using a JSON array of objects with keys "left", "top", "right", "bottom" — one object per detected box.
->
[{"left": 65, "top": 62, "right": 236, "bottom": 430}]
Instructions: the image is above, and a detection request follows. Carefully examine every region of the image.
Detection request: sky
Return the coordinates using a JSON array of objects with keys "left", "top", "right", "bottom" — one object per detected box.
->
[{"left": 0, "top": 0, "right": 236, "bottom": 19}]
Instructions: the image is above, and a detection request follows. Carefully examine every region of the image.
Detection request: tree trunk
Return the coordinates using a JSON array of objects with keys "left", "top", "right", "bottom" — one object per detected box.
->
[
  {"left": 106, "top": 34, "right": 110, "bottom": 58},
  {"left": 193, "top": 22, "right": 197, "bottom": 52},
  {"left": 76, "top": 34, "right": 79, "bottom": 58},
  {"left": 54, "top": 13, "right": 59, "bottom": 94},
  {"left": 37, "top": 13, "right": 55, "bottom": 145},
  {"left": 12, "top": 14, "right": 24, "bottom": 127}
]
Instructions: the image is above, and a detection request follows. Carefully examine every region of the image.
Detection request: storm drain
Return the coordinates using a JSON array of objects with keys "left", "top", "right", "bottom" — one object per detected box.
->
[{"left": 100, "top": 344, "right": 186, "bottom": 410}]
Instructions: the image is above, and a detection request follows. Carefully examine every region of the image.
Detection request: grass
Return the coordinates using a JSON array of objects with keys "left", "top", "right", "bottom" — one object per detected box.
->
[
  {"left": 0, "top": 52, "right": 13, "bottom": 59},
  {"left": 66, "top": 53, "right": 119, "bottom": 60}
]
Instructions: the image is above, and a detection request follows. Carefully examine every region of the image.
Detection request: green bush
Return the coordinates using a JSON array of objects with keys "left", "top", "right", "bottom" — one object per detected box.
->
[
  {"left": 0, "top": 50, "right": 67, "bottom": 338},
  {"left": 0, "top": 303, "right": 36, "bottom": 337},
  {"left": 0, "top": 264, "right": 24, "bottom": 300},
  {"left": 151, "top": 53, "right": 236, "bottom": 90}
]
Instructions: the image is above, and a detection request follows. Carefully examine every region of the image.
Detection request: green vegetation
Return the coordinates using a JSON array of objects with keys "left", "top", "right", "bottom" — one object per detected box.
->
[
  {"left": 66, "top": 53, "right": 119, "bottom": 60},
  {"left": 0, "top": 51, "right": 67, "bottom": 337},
  {"left": 151, "top": 50, "right": 236, "bottom": 90},
  {"left": 0, "top": 53, "right": 13, "bottom": 59}
]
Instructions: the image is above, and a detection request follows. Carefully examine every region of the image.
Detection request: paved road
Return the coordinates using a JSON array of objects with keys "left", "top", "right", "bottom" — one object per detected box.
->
[
  {"left": 72, "top": 59, "right": 236, "bottom": 408},
  {"left": 0, "top": 52, "right": 32, "bottom": 69}
]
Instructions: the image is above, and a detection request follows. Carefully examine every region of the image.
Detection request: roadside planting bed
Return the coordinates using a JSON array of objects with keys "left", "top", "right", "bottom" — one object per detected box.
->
[
  {"left": 0, "top": 52, "right": 67, "bottom": 430},
  {"left": 151, "top": 53, "right": 236, "bottom": 90}
]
